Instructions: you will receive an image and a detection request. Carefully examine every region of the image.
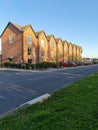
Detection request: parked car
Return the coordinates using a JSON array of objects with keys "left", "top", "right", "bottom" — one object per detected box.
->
[
  {"left": 75, "top": 62, "right": 82, "bottom": 66},
  {"left": 62, "top": 61, "right": 77, "bottom": 67},
  {"left": 67, "top": 61, "right": 77, "bottom": 67},
  {"left": 61, "top": 62, "right": 69, "bottom": 67}
]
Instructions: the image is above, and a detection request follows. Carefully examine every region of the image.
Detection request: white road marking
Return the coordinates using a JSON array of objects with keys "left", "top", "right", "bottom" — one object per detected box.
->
[
  {"left": 53, "top": 72, "right": 84, "bottom": 77},
  {"left": 28, "top": 76, "right": 50, "bottom": 81}
]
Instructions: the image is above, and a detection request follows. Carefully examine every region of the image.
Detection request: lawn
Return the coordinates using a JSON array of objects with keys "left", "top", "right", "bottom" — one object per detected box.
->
[{"left": 0, "top": 73, "right": 98, "bottom": 130}]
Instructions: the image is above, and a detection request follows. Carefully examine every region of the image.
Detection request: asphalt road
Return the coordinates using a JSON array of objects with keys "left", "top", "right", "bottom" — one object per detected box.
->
[{"left": 0, "top": 64, "right": 98, "bottom": 117}]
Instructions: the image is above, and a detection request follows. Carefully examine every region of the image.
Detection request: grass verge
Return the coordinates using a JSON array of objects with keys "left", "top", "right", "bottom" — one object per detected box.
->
[{"left": 0, "top": 73, "right": 98, "bottom": 130}]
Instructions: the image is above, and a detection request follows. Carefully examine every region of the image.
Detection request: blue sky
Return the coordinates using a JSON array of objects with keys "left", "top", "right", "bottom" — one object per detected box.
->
[{"left": 0, "top": 0, "right": 98, "bottom": 58}]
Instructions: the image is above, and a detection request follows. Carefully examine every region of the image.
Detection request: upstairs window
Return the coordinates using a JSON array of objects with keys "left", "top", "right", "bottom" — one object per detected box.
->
[
  {"left": 28, "top": 47, "right": 32, "bottom": 55},
  {"left": 58, "top": 45, "right": 61, "bottom": 50},
  {"left": 65, "top": 46, "right": 66, "bottom": 51},
  {"left": 9, "top": 34, "right": 12, "bottom": 44},
  {"left": 41, "top": 39, "right": 44, "bottom": 47},
  {"left": 27, "top": 35, "right": 32, "bottom": 44},
  {"left": 51, "top": 42, "right": 54, "bottom": 48}
]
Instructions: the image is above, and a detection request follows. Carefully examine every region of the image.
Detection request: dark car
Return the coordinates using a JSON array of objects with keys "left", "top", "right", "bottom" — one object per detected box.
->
[
  {"left": 62, "top": 61, "right": 77, "bottom": 67},
  {"left": 62, "top": 62, "right": 69, "bottom": 67}
]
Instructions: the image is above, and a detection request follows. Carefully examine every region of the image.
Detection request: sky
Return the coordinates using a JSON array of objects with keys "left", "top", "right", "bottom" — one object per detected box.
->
[{"left": 0, "top": 0, "right": 98, "bottom": 58}]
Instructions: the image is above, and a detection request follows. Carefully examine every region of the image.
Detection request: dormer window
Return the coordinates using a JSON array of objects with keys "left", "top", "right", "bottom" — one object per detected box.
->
[
  {"left": 27, "top": 35, "right": 32, "bottom": 44},
  {"left": 9, "top": 34, "right": 12, "bottom": 44}
]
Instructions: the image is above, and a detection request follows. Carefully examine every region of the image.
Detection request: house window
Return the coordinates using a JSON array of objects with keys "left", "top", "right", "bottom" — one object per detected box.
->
[
  {"left": 41, "top": 50, "right": 45, "bottom": 56},
  {"left": 51, "top": 42, "right": 54, "bottom": 48},
  {"left": 41, "top": 39, "right": 44, "bottom": 47},
  {"left": 51, "top": 51, "right": 54, "bottom": 58},
  {"left": 9, "top": 34, "right": 12, "bottom": 44},
  {"left": 28, "top": 59, "right": 32, "bottom": 64},
  {"left": 28, "top": 47, "right": 32, "bottom": 55},
  {"left": 65, "top": 46, "right": 66, "bottom": 51},
  {"left": 58, "top": 45, "right": 61, "bottom": 50},
  {"left": 27, "top": 35, "right": 32, "bottom": 44}
]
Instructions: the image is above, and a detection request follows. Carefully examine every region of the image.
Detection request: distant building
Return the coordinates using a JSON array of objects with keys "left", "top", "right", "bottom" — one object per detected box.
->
[{"left": 82, "top": 57, "right": 98, "bottom": 64}]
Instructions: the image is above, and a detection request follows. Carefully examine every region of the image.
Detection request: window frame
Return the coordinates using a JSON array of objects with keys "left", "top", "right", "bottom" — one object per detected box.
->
[
  {"left": 28, "top": 47, "right": 32, "bottom": 55},
  {"left": 41, "top": 39, "right": 44, "bottom": 47},
  {"left": 51, "top": 51, "right": 54, "bottom": 58},
  {"left": 28, "top": 59, "right": 32, "bottom": 64},
  {"left": 41, "top": 50, "right": 45, "bottom": 57},
  {"left": 27, "top": 35, "right": 32, "bottom": 44},
  {"left": 51, "top": 42, "right": 54, "bottom": 49},
  {"left": 9, "top": 34, "right": 12, "bottom": 44}
]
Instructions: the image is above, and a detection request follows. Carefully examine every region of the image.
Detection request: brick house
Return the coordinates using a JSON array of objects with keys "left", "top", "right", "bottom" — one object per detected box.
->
[
  {"left": 56, "top": 38, "right": 64, "bottom": 62},
  {"left": 47, "top": 35, "right": 56, "bottom": 63},
  {"left": 0, "top": 22, "right": 82, "bottom": 64},
  {"left": 1, "top": 22, "right": 38, "bottom": 64},
  {"left": 68, "top": 42, "right": 73, "bottom": 61},
  {"left": 63, "top": 40, "right": 69, "bottom": 62},
  {"left": 72, "top": 44, "right": 77, "bottom": 62},
  {"left": 36, "top": 31, "right": 49, "bottom": 63}
]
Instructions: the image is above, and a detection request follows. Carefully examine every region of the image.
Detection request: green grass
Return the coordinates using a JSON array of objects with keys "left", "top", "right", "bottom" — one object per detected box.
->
[{"left": 0, "top": 73, "right": 98, "bottom": 130}]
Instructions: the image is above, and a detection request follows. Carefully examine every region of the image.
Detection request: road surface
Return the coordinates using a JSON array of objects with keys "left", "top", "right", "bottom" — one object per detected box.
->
[{"left": 0, "top": 64, "right": 98, "bottom": 117}]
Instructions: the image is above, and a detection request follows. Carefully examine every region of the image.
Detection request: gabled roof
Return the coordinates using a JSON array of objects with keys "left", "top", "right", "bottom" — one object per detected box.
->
[
  {"left": 47, "top": 34, "right": 56, "bottom": 43},
  {"left": 63, "top": 40, "right": 68, "bottom": 46},
  {"left": 22, "top": 24, "right": 36, "bottom": 36},
  {"left": 56, "top": 38, "right": 63, "bottom": 43},
  {"left": 63, "top": 40, "right": 67, "bottom": 43},
  {"left": 36, "top": 31, "right": 48, "bottom": 40},
  {"left": 1, "top": 21, "right": 36, "bottom": 37},
  {"left": 67, "top": 42, "right": 73, "bottom": 47},
  {"left": 72, "top": 44, "right": 77, "bottom": 49},
  {"left": 1, "top": 22, "right": 23, "bottom": 37},
  {"left": 11, "top": 22, "right": 23, "bottom": 31},
  {"left": 11, "top": 22, "right": 36, "bottom": 36}
]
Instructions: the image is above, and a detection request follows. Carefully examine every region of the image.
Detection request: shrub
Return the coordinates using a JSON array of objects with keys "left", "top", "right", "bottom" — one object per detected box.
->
[{"left": 4, "top": 62, "right": 13, "bottom": 67}]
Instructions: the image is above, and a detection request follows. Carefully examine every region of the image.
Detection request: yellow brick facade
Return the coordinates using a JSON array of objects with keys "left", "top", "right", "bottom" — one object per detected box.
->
[
  {"left": 47, "top": 35, "right": 56, "bottom": 63},
  {"left": 56, "top": 38, "right": 63, "bottom": 62},
  {"left": 1, "top": 22, "right": 82, "bottom": 64},
  {"left": 36, "top": 31, "right": 49, "bottom": 63},
  {"left": 72, "top": 44, "right": 77, "bottom": 62},
  {"left": 23, "top": 25, "right": 38, "bottom": 64},
  {"left": 68, "top": 42, "right": 73, "bottom": 61},
  {"left": 63, "top": 41, "right": 69, "bottom": 62}
]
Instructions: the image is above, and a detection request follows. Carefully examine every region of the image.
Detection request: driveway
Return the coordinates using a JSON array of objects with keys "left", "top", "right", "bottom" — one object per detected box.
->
[{"left": 0, "top": 64, "right": 98, "bottom": 117}]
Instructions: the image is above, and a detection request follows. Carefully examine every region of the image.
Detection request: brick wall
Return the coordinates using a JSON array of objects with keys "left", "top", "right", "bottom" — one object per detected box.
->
[
  {"left": 1, "top": 23, "right": 23, "bottom": 63},
  {"left": 23, "top": 26, "right": 38, "bottom": 64},
  {"left": 48, "top": 36, "right": 56, "bottom": 63},
  {"left": 56, "top": 39, "right": 64, "bottom": 62}
]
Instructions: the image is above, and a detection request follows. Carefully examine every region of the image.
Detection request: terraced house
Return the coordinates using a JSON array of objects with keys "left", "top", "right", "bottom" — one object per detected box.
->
[
  {"left": 0, "top": 22, "right": 82, "bottom": 64},
  {"left": 47, "top": 35, "right": 56, "bottom": 63}
]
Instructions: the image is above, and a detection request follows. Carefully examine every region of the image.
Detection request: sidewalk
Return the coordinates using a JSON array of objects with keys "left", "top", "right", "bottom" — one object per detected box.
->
[
  {"left": 0, "top": 65, "right": 84, "bottom": 73},
  {"left": 0, "top": 67, "right": 64, "bottom": 73}
]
